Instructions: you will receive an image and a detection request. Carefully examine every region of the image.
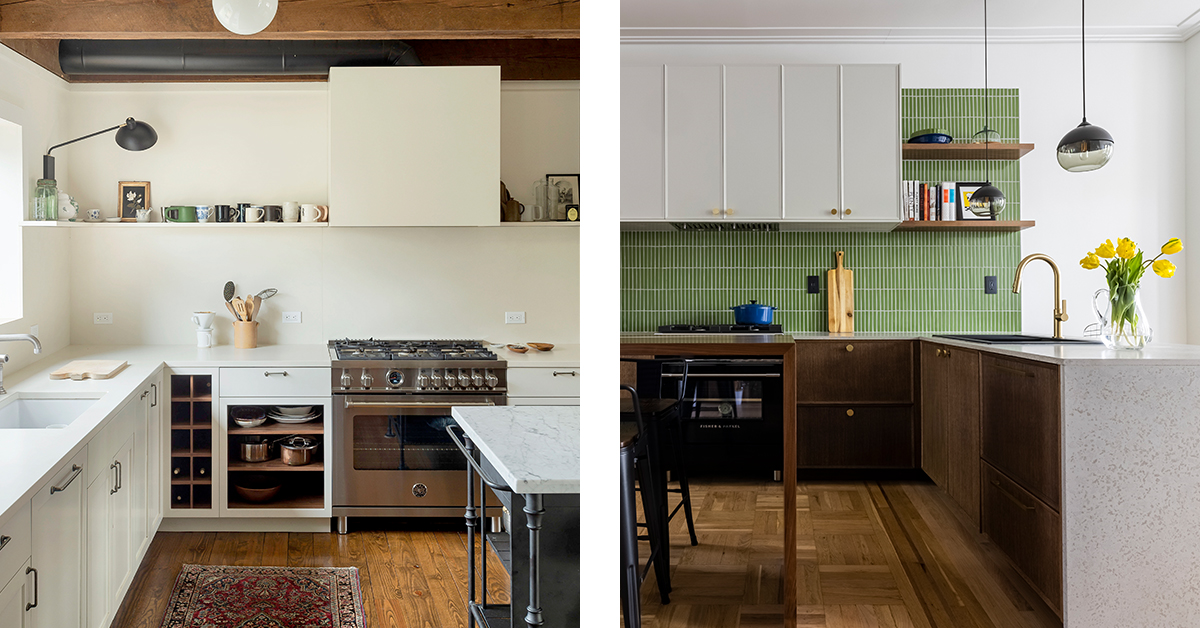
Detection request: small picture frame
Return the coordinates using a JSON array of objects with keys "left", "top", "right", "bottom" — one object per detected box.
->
[
  {"left": 955, "top": 182, "right": 994, "bottom": 220},
  {"left": 546, "top": 173, "right": 579, "bottom": 221},
  {"left": 118, "top": 181, "right": 150, "bottom": 222},
  {"left": 565, "top": 203, "right": 580, "bottom": 222}
]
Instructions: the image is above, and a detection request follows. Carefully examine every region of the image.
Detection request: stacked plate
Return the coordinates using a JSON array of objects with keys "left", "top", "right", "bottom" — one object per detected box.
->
[{"left": 269, "top": 405, "right": 320, "bottom": 424}]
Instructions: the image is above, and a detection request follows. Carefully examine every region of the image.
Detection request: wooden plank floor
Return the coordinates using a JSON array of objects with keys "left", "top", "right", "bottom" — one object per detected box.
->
[
  {"left": 111, "top": 524, "right": 510, "bottom": 628},
  {"left": 635, "top": 479, "right": 1062, "bottom": 628}
]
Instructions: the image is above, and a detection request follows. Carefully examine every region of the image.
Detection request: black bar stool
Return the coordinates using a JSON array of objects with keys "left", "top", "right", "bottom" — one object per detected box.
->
[{"left": 620, "top": 384, "right": 671, "bottom": 625}]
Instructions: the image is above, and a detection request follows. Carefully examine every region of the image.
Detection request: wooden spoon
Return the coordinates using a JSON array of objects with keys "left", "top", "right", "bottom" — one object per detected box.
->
[
  {"left": 233, "top": 297, "right": 246, "bottom": 322},
  {"left": 528, "top": 343, "right": 554, "bottom": 351},
  {"left": 244, "top": 297, "right": 256, "bottom": 322},
  {"left": 507, "top": 344, "right": 529, "bottom": 353},
  {"left": 252, "top": 295, "right": 262, "bottom": 321}
]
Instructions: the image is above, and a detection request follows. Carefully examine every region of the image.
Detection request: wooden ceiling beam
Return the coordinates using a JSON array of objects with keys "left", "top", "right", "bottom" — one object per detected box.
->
[{"left": 0, "top": 0, "right": 579, "bottom": 40}]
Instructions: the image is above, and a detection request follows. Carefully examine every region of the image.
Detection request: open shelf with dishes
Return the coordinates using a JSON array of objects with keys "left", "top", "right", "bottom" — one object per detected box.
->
[
  {"left": 167, "top": 373, "right": 215, "bottom": 511},
  {"left": 221, "top": 399, "right": 331, "bottom": 516}
]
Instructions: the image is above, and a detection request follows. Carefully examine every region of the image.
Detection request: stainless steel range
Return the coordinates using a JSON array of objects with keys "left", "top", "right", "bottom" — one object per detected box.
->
[{"left": 330, "top": 339, "right": 506, "bottom": 533}]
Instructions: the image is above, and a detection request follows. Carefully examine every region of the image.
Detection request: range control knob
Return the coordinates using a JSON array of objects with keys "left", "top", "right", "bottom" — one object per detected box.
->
[
  {"left": 386, "top": 369, "right": 404, "bottom": 388},
  {"left": 443, "top": 369, "right": 458, "bottom": 388},
  {"left": 417, "top": 370, "right": 429, "bottom": 389},
  {"left": 340, "top": 369, "right": 352, "bottom": 389},
  {"left": 360, "top": 371, "right": 374, "bottom": 389},
  {"left": 458, "top": 370, "right": 471, "bottom": 388},
  {"left": 429, "top": 370, "right": 443, "bottom": 388},
  {"left": 472, "top": 370, "right": 484, "bottom": 388},
  {"left": 485, "top": 369, "right": 499, "bottom": 388}
]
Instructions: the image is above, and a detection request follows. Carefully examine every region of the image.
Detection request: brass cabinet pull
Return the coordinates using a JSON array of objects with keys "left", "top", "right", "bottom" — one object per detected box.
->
[
  {"left": 726, "top": 208, "right": 735, "bottom": 216},
  {"left": 173, "top": 467, "right": 181, "bottom": 476},
  {"left": 993, "top": 363, "right": 1034, "bottom": 378},
  {"left": 830, "top": 208, "right": 838, "bottom": 215},
  {"left": 936, "top": 348, "right": 951, "bottom": 358},
  {"left": 712, "top": 208, "right": 721, "bottom": 216},
  {"left": 991, "top": 480, "right": 1035, "bottom": 511},
  {"left": 845, "top": 344, "right": 854, "bottom": 352},
  {"left": 846, "top": 409, "right": 855, "bottom": 417},
  {"left": 844, "top": 208, "right": 852, "bottom": 215}
]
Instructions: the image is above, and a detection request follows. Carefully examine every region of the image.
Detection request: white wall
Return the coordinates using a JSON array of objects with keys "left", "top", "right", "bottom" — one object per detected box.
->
[
  {"left": 1185, "top": 37, "right": 1200, "bottom": 344},
  {"left": 624, "top": 42, "right": 1189, "bottom": 342},
  {"left": 0, "top": 45, "right": 72, "bottom": 371},
  {"left": 61, "top": 78, "right": 580, "bottom": 346}
]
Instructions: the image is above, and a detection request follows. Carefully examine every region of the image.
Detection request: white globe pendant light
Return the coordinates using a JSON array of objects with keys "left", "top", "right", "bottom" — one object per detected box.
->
[{"left": 213, "top": 0, "right": 278, "bottom": 36}]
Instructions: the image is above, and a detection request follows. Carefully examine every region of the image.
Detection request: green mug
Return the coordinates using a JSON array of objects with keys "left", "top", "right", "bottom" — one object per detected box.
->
[{"left": 164, "top": 206, "right": 197, "bottom": 223}]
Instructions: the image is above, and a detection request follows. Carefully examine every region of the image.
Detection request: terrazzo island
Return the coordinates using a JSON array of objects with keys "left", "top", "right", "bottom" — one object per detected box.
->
[{"left": 621, "top": 332, "right": 1200, "bottom": 627}]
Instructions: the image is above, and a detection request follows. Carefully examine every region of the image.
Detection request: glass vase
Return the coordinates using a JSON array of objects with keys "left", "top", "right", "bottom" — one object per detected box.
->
[
  {"left": 1092, "top": 285, "right": 1152, "bottom": 350},
  {"left": 32, "top": 178, "right": 58, "bottom": 221}
]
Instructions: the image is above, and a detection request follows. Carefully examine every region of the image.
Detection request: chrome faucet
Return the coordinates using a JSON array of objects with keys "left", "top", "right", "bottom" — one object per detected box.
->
[
  {"left": 0, "top": 334, "right": 42, "bottom": 395},
  {"left": 1012, "top": 254, "right": 1068, "bottom": 339}
]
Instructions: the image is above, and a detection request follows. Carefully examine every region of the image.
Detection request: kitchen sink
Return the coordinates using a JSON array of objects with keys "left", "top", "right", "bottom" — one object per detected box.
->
[
  {"left": 0, "top": 395, "right": 98, "bottom": 429},
  {"left": 933, "top": 334, "right": 1101, "bottom": 345}
]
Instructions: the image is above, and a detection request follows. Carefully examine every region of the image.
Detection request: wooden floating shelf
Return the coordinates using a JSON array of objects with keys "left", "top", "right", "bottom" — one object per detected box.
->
[
  {"left": 227, "top": 494, "right": 324, "bottom": 509},
  {"left": 227, "top": 459, "right": 324, "bottom": 472},
  {"left": 893, "top": 220, "right": 1036, "bottom": 232},
  {"left": 228, "top": 422, "right": 324, "bottom": 435},
  {"left": 902, "top": 142, "right": 1035, "bottom": 160}
]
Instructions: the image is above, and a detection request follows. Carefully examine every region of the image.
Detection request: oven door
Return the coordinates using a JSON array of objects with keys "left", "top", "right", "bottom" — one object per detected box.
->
[{"left": 334, "top": 393, "right": 504, "bottom": 509}]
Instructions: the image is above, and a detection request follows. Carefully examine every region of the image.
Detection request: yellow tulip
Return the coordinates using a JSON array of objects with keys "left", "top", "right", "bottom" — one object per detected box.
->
[
  {"left": 1095, "top": 239, "right": 1116, "bottom": 258},
  {"left": 1162, "top": 237, "right": 1183, "bottom": 255},
  {"left": 1153, "top": 259, "right": 1176, "bottom": 278},
  {"left": 1116, "top": 237, "right": 1137, "bottom": 260},
  {"left": 1079, "top": 252, "right": 1100, "bottom": 270}
]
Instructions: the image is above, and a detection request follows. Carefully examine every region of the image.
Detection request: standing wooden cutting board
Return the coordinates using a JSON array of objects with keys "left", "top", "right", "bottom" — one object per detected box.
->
[
  {"left": 50, "top": 360, "right": 129, "bottom": 381},
  {"left": 827, "top": 251, "right": 854, "bottom": 332}
]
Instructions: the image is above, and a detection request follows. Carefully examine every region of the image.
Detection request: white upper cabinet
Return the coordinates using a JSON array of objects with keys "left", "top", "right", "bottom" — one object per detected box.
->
[
  {"left": 665, "top": 66, "right": 725, "bottom": 220},
  {"left": 725, "top": 65, "right": 782, "bottom": 220},
  {"left": 621, "top": 66, "right": 665, "bottom": 220},
  {"left": 329, "top": 67, "right": 500, "bottom": 227},
  {"left": 840, "top": 65, "right": 901, "bottom": 222},
  {"left": 622, "top": 63, "right": 900, "bottom": 229}
]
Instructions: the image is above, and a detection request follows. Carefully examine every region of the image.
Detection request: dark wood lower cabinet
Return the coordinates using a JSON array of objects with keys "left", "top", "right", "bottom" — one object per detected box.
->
[
  {"left": 797, "top": 405, "right": 914, "bottom": 468},
  {"left": 981, "top": 462, "right": 1062, "bottom": 615}
]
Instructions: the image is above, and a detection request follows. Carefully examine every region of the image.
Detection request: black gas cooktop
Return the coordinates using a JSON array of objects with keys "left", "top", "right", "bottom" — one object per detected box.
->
[
  {"left": 330, "top": 339, "right": 499, "bottom": 361},
  {"left": 657, "top": 324, "right": 783, "bottom": 334}
]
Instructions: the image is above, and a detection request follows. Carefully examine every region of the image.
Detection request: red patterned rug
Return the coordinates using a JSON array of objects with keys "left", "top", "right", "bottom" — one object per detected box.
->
[{"left": 160, "top": 564, "right": 367, "bottom": 628}]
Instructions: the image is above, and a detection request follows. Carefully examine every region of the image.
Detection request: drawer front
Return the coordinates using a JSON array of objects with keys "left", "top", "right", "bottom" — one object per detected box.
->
[
  {"left": 507, "top": 367, "right": 581, "bottom": 398},
  {"left": 796, "top": 340, "right": 914, "bottom": 404},
  {"left": 797, "top": 405, "right": 915, "bottom": 468},
  {"left": 980, "top": 355, "right": 1060, "bottom": 510},
  {"left": 220, "top": 367, "right": 331, "bottom": 397},
  {"left": 0, "top": 497, "right": 32, "bottom": 587},
  {"left": 982, "top": 462, "right": 1062, "bottom": 612}
]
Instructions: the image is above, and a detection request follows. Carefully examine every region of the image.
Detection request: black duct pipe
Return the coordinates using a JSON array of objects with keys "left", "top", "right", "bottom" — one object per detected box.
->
[{"left": 59, "top": 40, "right": 421, "bottom": 76}]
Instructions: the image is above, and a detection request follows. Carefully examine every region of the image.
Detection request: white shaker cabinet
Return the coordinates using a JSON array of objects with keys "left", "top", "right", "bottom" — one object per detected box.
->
[
  {"left": 725, "top": 65, "right": 783, "bottom": 220},
  {"left": 840, "top": 65, "right": 901, "bottom": 222},
  {"left": 665, "top": 66, "right": 725, "bottom": 220},
  {"left": 31, "top": 451, "right": 87, "bottom": 628},
  {"left": 0, "top": 562, "right": 32, "bottom": 628},
  {"left": 620, "top": 66, "right": 665, "bottom": 220},
  {"left": 782, "top": 65, "right": 842, "bottom": 220},
  {"left": 329, "top": 66, "right": 500, "bottom": 227}
]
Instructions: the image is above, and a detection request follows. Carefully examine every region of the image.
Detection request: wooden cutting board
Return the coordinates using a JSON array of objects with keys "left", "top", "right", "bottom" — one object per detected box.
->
[
  {"left": 50, "top": 360, "right": 129, "bottom": 381},
  {"left": 827, "top": 251, "right": 854, "bottom": 332}
]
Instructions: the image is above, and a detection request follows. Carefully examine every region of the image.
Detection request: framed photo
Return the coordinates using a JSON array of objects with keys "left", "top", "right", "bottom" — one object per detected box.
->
[
  {"left": 546, "top": 173, "right": 579, "bottom": 221},
  {"left": 955, "top": 182, "right": 995, "bottom": 221},
  {"left": 118, "top": 181, "right": 150, "bottom": 222}
]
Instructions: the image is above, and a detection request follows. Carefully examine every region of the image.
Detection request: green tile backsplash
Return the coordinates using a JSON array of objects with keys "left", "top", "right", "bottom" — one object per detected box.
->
[{"left": 620, "top": 88, "right": 1024, "bottom": 334}]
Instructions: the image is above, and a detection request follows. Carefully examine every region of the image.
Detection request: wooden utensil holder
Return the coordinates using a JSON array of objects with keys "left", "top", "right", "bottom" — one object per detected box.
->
[{"left": 233, "top": 321, "right": 258, "bottom": 349}]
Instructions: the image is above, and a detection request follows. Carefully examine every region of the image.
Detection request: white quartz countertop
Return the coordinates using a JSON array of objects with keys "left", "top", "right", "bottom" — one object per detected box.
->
[{"left": 451, "top": 406, "right": 580, "bottom": 494}]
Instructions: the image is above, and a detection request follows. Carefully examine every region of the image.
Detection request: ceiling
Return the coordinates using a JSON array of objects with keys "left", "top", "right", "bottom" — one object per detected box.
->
[
  {"left": 622, "top": 0, "right": 1200, "bottom": 42},
  {"left": 0, "top": 0, "right": 579, "bottom": 82}
]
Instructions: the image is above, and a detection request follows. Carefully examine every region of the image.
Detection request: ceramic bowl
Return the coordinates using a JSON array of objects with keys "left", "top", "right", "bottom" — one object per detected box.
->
[
  {"left": 275, "top": 406, "right": 314, "bottom": 416},
  {"left": 233, "top": 474, "right": 282, "bottom": 503},
  {"left": 233, "top": 416, "right": 267, "bottom": 429}
]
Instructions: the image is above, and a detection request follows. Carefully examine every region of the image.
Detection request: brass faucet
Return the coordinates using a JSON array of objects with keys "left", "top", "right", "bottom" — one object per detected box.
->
[{"left": 1012, "top": 254, "right": 1068, "bottom": 339}]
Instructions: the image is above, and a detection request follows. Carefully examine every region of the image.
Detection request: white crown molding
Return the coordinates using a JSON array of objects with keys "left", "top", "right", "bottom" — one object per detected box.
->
[{"left": 621, "top": 25, "right": 1190, "bottom": 44}]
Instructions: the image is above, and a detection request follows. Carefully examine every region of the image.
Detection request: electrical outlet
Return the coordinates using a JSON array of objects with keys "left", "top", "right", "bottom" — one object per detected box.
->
[
  {"left": 29, "top": 325, "right": 37, "bottom": 337},
  {"left": 807, "top": 275, "right": 820, "bottom": 294},
  {"left": 984, "top": 276, "right": 998, "bottom": 294},
  {"left": 505, "top": 311, "right": 526, "bottom": 324},
  {"left": 93, "top": 313, "right": 113, "bottom": 325},
  {"left": 282, "top": 312, "right": 302, "bottom": 324}
]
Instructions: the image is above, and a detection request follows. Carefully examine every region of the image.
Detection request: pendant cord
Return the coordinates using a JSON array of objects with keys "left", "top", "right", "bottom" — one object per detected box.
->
[
  {"left": 1081, "top": 0, "right": 1087, "bottom": 121},
  {"left": 984, "top": 0, "right": 991, "bottom": 183}
]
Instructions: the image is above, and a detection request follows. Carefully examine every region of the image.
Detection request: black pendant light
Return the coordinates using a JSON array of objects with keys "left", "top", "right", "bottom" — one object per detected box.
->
[
  {"left": 42, "top": 117, "right": 158, "bottom": 181},
  {"left": 969, "top": 0, "right": 1006, "bottom": 218},
  {"left": 1057, "top": 0, "right": 1114, "bottom": 172}
]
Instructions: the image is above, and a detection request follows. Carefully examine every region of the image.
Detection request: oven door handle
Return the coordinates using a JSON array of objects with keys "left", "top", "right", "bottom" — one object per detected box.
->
[
  {"left": 343, "top": 400, "right": 497, "bottom": 409},
  {"left": 445, "top": 425, "right": 513, "bottom": 493},
  {"left": 660, "top": 373, "right": 780, "bottom": 378}
]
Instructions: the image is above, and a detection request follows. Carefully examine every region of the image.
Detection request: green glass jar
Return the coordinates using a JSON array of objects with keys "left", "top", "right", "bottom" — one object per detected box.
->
[{"left": 32, "top": 179, "right": 58, "bottom": 221}]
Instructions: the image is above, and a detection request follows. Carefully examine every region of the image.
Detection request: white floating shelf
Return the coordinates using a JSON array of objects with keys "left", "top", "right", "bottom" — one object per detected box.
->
[{"left": 21, "top": 221, "right": 330, "bottom": 228}]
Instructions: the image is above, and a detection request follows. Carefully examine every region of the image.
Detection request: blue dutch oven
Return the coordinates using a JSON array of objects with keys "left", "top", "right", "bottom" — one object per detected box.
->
[{"left": 729, "top": 300, "right": 776, "bottom": 325}]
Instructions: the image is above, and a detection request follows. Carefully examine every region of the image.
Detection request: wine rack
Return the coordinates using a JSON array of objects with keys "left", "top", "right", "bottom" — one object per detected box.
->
[{"left": 169, "top": 374, "right": 213, "bottom": 510}]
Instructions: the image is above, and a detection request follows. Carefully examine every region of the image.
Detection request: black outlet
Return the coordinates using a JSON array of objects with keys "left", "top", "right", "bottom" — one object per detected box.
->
[
  {"left": 984, "top": 275, "right": 998, "bottom": 294},
  {"left": 807, "top": 275, "right": 820, "bottom": 294}
]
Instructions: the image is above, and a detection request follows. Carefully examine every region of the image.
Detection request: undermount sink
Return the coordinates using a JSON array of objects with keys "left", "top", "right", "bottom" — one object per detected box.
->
[
  {"left": 0, "top": 395, "right": 98, "bottom": 429},
  {"left": 933, "top": 334, "right": 1101, "bottom": 345}
]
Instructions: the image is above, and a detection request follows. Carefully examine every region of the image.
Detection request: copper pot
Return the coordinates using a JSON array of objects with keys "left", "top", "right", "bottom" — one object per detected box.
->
[{"left": 279, "top": 435, "right": 319, "bottom": 466}]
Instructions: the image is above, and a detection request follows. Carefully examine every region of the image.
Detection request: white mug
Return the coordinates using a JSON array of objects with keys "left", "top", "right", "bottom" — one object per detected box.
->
[
  {"left": 282, "top": 201, "right": 300, "bottom": 223},
  {"left": 135, "top": 208, "right": 151, "bottom": 223},
  {"left": 191, "top": 311, "right": 216, "bottom": 330},
  {"left": 196, "top": 329, "right": 213, "bottom": 349},
  {"left": 195, "top": 206, "right": 214, "bottom": 223},
  {"left": 245, "top": 206, "right": 265, "bottom": 222},
  {"left": 300, "top": 204, "right": 320, "bottom": 222}
]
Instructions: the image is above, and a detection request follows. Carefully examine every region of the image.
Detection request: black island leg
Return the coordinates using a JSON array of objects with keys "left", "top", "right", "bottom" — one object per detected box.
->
[
  {"left": 523, "top": 493, "right": 545, "bottom": 627},
  {"left": 464, "top": 434, "right": 478, "bottom": 628}
]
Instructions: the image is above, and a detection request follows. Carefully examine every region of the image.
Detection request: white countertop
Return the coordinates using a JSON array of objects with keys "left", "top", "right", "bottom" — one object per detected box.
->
[
  {"left": 451, "top": 406, "right": 580, "bottom": 494},
  {"left": 492, "top": 344, "right": 580, "bottom": 368}
]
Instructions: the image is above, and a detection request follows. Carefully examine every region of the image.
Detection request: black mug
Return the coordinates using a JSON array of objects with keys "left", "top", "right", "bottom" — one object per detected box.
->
[
  {"left": 214, "top": 205, "right": 240, "bottom": 223},
  {"left": 236, "top": 203, "right": 252, "bottom": 223},
  {"left": 264, "top": 205, "right": 283, "bottom": 222}
]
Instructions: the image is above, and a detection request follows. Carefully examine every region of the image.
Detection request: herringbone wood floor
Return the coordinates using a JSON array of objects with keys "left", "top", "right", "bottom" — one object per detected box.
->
[{"left": 635, "top": 479, "right": 1062, "bottom": 628}]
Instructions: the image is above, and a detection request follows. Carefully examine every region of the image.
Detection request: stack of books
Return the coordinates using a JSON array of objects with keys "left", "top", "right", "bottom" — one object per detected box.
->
[{"left": 903, "top": 180, "right": 957, "bottom": 222}]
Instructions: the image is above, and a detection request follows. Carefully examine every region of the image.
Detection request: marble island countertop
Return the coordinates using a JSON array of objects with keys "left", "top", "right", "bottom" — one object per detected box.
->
[{"left": 451, "top": 405, "right": 580, "bottom": 494}]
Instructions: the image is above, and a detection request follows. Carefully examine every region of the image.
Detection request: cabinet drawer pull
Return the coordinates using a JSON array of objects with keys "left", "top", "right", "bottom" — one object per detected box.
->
[
  {"left": 991, "top": 480, "right": 1035, "bottom": 511},
  {"left": 111, "top": 460, "right": 122, "bottom": 495},
  {"left": 993, "top": 363, "right": 1034, "bottom": 378},
  {"left": 830, "top": 208, "right": 838, "bottom": 215},
  {"left": 25, "top": 566, "right": 37, "bottom": 611},
  {"left": 264, "top": 370, "right": 289, "bottom": 377},
  {"left": 50, "top": 464, "right": 83, "bottom": 494},
  {"left": 845, "top": 344, "right": 854, "bottom": 352},
  {"left": 845, "top": 409, "right": 854, "bottom": 417},
  {"left": 151, "top": 383, "right": 158, "bottom": 407},
  {"left": 0, "top": 535, "right": 9, "bottom": 552},
  {"left": 711, "top": 208, "right": 721, "bottom": 216},
  {"left": 936, "top": 348, "right": 952, "bottom": 358},
  {"left": 844, "top": 208, "right": 852, "bottom": 216},
  {"left": 552, "top": 370, "right": 579, "bottom": 377}
]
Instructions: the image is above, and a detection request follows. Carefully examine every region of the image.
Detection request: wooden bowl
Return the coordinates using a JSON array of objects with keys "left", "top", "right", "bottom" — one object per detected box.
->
[
  {"left": 233, "top": 474, "right": 282, "bottom": 503},
  {"left": 507, "top": 344, "right": 529, "bottom": 353},
  {"left": 528, "top": 343, "right": 554, "bottom": 351}
]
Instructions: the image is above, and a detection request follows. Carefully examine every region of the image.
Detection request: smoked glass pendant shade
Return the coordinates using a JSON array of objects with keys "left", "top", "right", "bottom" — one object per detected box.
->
[
  {"left": 1056, "top": 119, "right": 1114, "bottom": 172},
  {"left": 968, "top": 183, "right": 1006, "bottom": 219}
]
